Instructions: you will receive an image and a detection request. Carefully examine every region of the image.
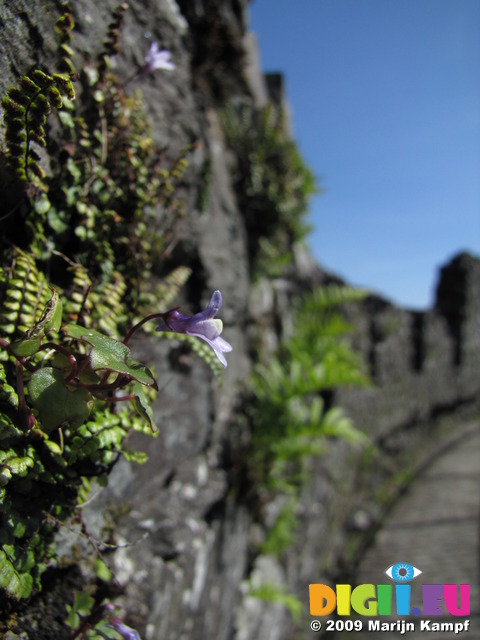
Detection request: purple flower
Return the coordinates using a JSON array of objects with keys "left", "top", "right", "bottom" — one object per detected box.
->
[
  {"left": 157, "top": 290, "right": 232, "bottom": 367},
  {"left": 142, "top": 41, "right": 175, "bottom": 74},
  {"left": 107, "top": 619, "right": 141, "bottom": 640}
]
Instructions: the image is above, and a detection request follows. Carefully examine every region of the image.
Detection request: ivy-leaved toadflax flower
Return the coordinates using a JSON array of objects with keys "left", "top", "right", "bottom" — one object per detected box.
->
[
  {"left": 156, "top": 290, "right": 232, "bottom": 367},
  {"left": 142, "top": 41, "right": 175, "bottom": 73}
]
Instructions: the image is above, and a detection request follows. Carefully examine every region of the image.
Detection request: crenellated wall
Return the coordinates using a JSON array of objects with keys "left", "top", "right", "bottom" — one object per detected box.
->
[{"left": 339, "top": 252, "right": 480, "bottom": 439}]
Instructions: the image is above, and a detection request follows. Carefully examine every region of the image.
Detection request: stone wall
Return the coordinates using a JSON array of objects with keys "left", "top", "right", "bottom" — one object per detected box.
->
[
  {"left": 1, "top": 2, "right": 479, "bottom": 639},
  {"left": 334, "top": 253, "right": 480, "bottom": 441},
  {"left": 238, "top": 251, "right": 480, "bottom": 638}
]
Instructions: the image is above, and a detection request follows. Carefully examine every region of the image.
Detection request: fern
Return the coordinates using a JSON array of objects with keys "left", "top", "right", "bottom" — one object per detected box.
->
[
  {"left": 249, "top": 284, "right": 369, "bottom": 491},
  {"left": 248, "top": 581, "right": 303, "bottom": 621},
  {"left": 154, "top": 266, "right": 192, "bottom": 310},
  {"left": 97, "top": 2, "right": 129, "bottom": 78},
  {"left": 0, "top": 249, "right": 51, "bottom": 348},
  {"left": 133, "top": 266, "right": 191, "bottom": 324},
  {"left": 157, "top": 330, "right": 226, "bottom": 378},
  {"left": 261, "top": 500, "right": 299, "bottom": 556},
  {"left": 54, "top": 6, "right": 76, "bottom": 75},
  {"left": 2, "top": 71, "right": 75, "bottom": 190}
]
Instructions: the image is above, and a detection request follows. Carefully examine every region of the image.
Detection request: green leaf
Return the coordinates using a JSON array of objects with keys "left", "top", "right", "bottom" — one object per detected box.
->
[
  {"left": 0, "top": 374, "right": 18, "bottom": 408},
  {"left": 248, "top": 581, "right": 303, "bottom": 621},
  {"left": 27, "top": 367, "right": 91, "bottom": 432},
  {"left": 10, "top": 335, "right": 42, "bottom": 357},
  {"left": 94, "top": 558, "right": 112, "bottom": 581},
  {"left": 73, "top": 589, "right": 95, "bottom": 616},
  {"left": 34, "top": 193, "right": 51, "bottom": 216},
  {"left": 0, "top": 548, "right": 33, "bottom": 599},
  {"left": 52, "top": 73, "right": 75, "bottom": 100},
  {"left": 0, "top": 446, "right": 36, "bottom": 477},
  {"left": 33, "top": 287, "right": 63, "bottom": 334},
  {"left": 322, "top": 407, "right": 367, "bottom": 445},
  {"left": 0, "top": 417, "right": 22, "bottom": 440},
  {"left": 90, "top": 620, "right": 124, "bottom": 639},
  {"left": 63, "top": 324, "right": 156, "bottom": 386},
  {"left": 122, "top": 448, "right": 148, "bottom": 464},
  {"left": 47, "top": 206, "right": 70, "bottom": 233},
  {"left": 10, "top": 287, "right": 63, "bottom": 357},
  {"left": 66, "top": 589, "right": 95, "bottom": 630},
  {"left": 131, "top": 381, "right": 156, "bottom": 432},
  {"left": 43, "top": 438, "right": 68, "bottom": 468}
]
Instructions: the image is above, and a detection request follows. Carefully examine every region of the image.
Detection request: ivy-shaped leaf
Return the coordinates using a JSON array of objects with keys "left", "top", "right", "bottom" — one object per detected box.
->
[
  {"left": 63, "top": 324, "right": 156, "bottom": 387},
  {"left": 65, "top": 588, "right": 95, "bottom": 630},
  {"left": 27, "top": 367, "right": 91, "bottom": 432}
]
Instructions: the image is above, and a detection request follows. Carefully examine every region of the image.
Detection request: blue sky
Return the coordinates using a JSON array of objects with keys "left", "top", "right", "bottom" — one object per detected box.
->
[{"left": 248, "top": 0, "right": 480, "bottom": 309}]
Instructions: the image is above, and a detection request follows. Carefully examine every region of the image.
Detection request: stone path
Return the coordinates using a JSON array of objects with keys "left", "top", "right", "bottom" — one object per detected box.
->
[{"left": 334, "top": 422, "right": 480, "bottom": 640}]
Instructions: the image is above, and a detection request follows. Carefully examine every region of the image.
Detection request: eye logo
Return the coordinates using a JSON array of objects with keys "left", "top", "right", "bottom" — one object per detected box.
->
[
  {"left": 309, "top": 560, "right": 470, "bottom": 619},
  {"left": 385, "top": 563, "right": 422, "bottom": 582}
]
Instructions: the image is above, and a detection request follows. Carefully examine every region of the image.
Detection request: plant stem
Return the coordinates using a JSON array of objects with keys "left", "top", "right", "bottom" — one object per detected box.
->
[{"left": 123, "top": 311, "right": 168, "bottom": 345}]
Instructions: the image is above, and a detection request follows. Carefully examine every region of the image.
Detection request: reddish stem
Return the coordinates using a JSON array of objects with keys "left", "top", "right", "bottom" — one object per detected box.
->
[
  {"left": 123, "top": 311, "right": 170, "bottom": 346},
  {"left": 68, "top": 373, "right": 127, "bottom": 393},
  {"left": 15, "top": 361, "right": 36, "bottom": 431}
]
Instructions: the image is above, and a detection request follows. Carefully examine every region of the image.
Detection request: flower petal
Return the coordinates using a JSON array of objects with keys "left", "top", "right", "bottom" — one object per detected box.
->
[
  {"left": 188, "top": 318, "right": 223, "bottom": 341},
  {"left": 203, "top": 290, "right": 222, "bottom": 319},
  {"left": 213, "top": 336, "right": 232, "bottom": 353},
  {"left": 144, "top": 42, "right": 175, "bottom": 72},
  {"left": 155, "top": 291, "right": 231, "bottom": 366},
  {"left": 212, "top": 345, "right": 228, "bottom": 367}
]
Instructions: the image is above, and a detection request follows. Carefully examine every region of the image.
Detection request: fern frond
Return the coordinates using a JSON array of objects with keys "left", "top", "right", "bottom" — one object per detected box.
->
[
  {"left": 94, "top": 272, "right": 127, "bottom": 337},
  {"left": 62, "top": 261, "right": 93, "bottom": 325},
  {"left": 297, "top": 284, "right": 369, "bottom": 313},
  {"left": 153, "top": 267, "right": 192, "bottom": 310},
  {"left": 0, "top": 249, "right": 51, "bottom": 349},
  {"left": 61, "top": 263, "right": 127, "bottom": 336},
  {"left": 249, "top": 283, "right": 369, "bottom": 493},
  {"left": 55, "top": 5, "right": 76, "bottom": 75},
  {"left": 157, "top": 331, "right": 225, "bottom": 378},
  {"left": 2, "top": 70, "right": 75, "bottom": 191},
  {"left": 97, "top": 3, "right": 129, "bottom": 76}
]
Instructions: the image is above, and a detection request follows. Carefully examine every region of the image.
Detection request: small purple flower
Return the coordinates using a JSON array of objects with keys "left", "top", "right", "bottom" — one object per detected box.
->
[
  {"left": 142, "top": 41, "right": 175, "bottom": 74},
  {"left": 157, "top": 290, "right": 232, "bottom": 367},
  {"left": 107, "top": 618, "right": 141, "bottom": 640}
]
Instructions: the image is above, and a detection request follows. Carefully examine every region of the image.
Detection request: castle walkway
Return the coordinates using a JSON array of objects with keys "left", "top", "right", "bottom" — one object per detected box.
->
[{"left": 335, "top": 421, "right": 480, "bottom": 639}]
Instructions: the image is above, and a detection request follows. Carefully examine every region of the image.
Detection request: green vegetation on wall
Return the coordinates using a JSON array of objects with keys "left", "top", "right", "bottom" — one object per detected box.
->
[
  {"left": 222, "top": 102, "right": 317, "bottom": 276},
  {"left": 248, "top": 285, "right": 369, "bottom": 555},
  {"left": 0, "top": 4, "right": 223, "bottom": 628}
]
